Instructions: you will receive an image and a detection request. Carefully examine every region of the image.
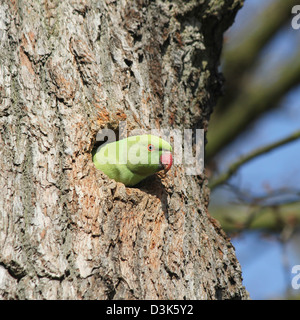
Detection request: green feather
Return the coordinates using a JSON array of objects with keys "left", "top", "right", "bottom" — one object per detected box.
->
[{"left": 93, "top": 134, "right": 172, "bottom": 186}]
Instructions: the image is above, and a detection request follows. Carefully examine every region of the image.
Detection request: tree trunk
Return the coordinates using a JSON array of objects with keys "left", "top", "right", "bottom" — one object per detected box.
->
[{"left": 0, "top": 0, "right": 248, "bottom": 299}]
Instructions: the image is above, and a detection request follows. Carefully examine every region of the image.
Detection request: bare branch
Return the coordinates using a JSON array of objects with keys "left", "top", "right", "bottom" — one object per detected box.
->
[
  {"left": 223, "top": 0, "right": 298, "bottom": 86},
  {"left": 206, "top": 55, "right": 300, "bottom": 160},
  {"left": 209, "top": 130, "right": 300, "bottom": 190}
]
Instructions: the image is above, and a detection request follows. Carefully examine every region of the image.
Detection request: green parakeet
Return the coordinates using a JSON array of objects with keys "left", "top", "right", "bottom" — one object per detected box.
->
[{"left": 93, "top": 134, "right": 173, "bottom": 186}]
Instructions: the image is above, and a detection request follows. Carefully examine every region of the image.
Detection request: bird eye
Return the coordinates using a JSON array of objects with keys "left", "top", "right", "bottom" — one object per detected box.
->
[{"left": 147, "top": 144, "right": 154, "bottom": 151}]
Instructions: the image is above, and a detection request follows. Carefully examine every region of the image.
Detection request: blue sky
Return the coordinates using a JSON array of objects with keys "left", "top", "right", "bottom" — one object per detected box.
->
[
  {"left": 232, "top": 231, "right": 300, "bottom": 299},
  {"left": 215, "top": 85, "right": 300, "bottom": 195}
]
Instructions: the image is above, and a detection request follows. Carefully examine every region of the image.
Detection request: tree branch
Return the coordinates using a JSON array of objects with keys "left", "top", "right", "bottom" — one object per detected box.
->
[
  {"left": 211, "top": 200, "right": 300, "bottom": 233},
  {"left": 216, "top": 0, "right": 299, "bottom": 114},
  {"left": 206, "top": 55, "right": 300, "bottom": 160},
  {"left": 209, "top": 130, "right": 300, "bottom": 190},
  {"left": 223, "top": 0, "right": 298, "bottom": 83}
]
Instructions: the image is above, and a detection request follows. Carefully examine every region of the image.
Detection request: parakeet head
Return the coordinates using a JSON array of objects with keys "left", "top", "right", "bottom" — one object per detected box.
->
[
  {"left": 125, "top": 135, "right": 173, "bottom": 176},
  {"left": 93, "top": 134, "right": 173, "bottom": 186}
]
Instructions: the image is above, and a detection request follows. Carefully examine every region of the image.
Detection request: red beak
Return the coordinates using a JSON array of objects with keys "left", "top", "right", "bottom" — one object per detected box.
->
[{"left": 160, "top": 152, "right": 173, "bottom": 173}]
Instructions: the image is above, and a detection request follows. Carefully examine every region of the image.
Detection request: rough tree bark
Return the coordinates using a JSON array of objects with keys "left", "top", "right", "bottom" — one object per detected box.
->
[{"left": 0, "top": 0, "right": 249, "bottom": 299}]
